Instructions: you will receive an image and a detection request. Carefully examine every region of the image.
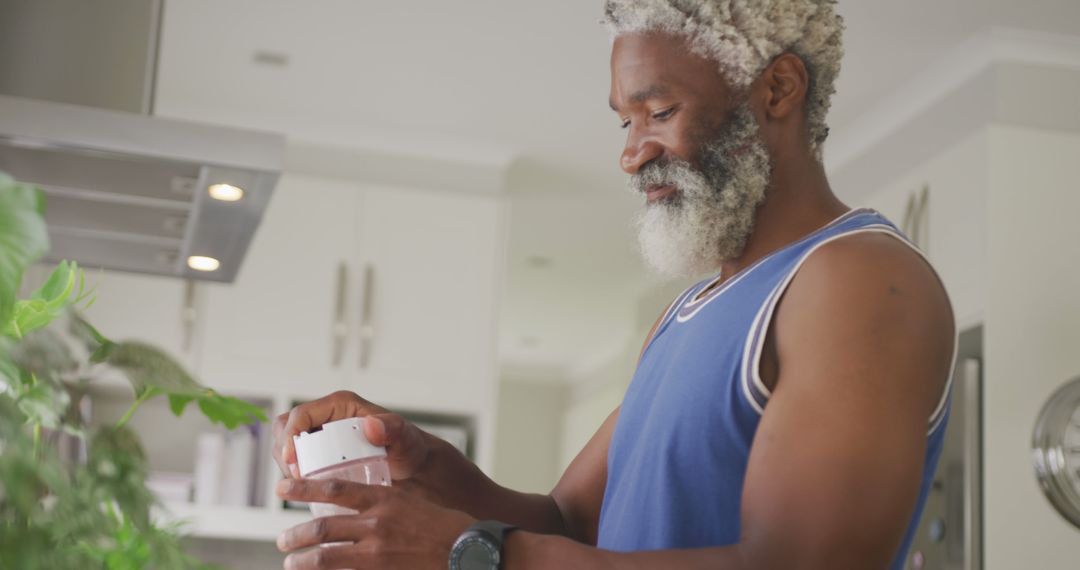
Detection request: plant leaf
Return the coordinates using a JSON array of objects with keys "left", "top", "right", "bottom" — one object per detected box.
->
[
  {"left": 15, "top": 381, "right": 70, "bottom": 429},
  {"left": 70, "top": 311, "right": 112, "bottom": 352},
  {"left": 167, "top": 393, "right": 195, "bottom": 417},
  {"left": 0, "top": 174, "right": 49, "bottom": 330},
  {"left": 0, "top": 344, "right": 19, "bottom": 391},
  {"left": 9, "top": 261, "right": 87, "bottom": 337},
  {"left": 196, "top": 392, "right": 267, "bottom": 430},
  {"left": 10, "top": 328, "right": 78, "bottom": 382},
  {"left": 31, "top": 260, "right": 74, "bottom": 303},
  {"left": 101, "top": 341, "right": 203, "bottom": 399},
  {"left": 100, "top": 342, "right": 267, "bottom": 428},
  {"left": 88, "top": 426, "right": 153, "bottom": 531},
  {"left": 71, "top": 310, "right": 117, "bottom": 364}
]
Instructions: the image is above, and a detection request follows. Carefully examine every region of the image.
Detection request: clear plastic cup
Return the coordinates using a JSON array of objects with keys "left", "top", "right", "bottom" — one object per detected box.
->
[
  {"left": 305, "top": 456, "right": 391, "bottom": 517},
  {"left": 293, "top": 418, "right": 392, "bottom": 519}
]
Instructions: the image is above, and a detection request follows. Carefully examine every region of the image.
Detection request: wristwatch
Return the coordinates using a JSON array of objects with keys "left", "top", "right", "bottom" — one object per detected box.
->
[{"left": 449, "top": 520, "right": 518, "bottom": 570}]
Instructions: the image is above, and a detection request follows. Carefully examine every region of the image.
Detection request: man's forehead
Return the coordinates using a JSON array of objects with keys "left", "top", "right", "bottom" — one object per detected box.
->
[{"left": 610, "top": 35, "right": 723, "bottom": 108}]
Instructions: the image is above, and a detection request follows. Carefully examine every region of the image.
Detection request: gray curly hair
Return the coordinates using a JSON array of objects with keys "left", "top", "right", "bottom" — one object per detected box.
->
[{"left": 602, "top": 0, "right": 844, "bottom": 161}]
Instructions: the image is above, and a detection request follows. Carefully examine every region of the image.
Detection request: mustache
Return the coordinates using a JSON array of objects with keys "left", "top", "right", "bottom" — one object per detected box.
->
[{"left": 629, "top": 158, "right": 697, "bottom": 195}]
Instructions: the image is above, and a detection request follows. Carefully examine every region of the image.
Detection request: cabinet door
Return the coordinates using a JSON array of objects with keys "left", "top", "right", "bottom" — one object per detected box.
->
[
  {"left": 351, "top": 186, "right": 503, "bottom": 413},
  {"left": 198, "top": 174, "right": 358, "bottom": 395}
]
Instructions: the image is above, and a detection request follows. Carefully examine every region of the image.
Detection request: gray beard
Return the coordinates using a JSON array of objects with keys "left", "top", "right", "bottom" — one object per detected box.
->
[{"left": 630, "top": 103, "right": 771, "bottom": 279}]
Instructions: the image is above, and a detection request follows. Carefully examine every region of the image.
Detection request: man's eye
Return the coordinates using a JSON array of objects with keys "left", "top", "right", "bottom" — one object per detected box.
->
[
  {"left": 652, "top": 108, "right": 676, "bottom": 121},
  {"left": 620, "top": 118, "right": 631, "bottom": 130}
]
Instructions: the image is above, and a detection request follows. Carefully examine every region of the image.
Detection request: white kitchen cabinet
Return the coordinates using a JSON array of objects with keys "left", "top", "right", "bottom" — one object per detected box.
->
[
  {"left": 197, "top": 173, "right": 358, "bottom": 396},
  {"left": 196, "top": 174, "right": 504, "bottom": 416},
  {"left": 144, "top": 170, "right": 504, "bottom": 486},
  {"left": 348, "top": 185, "right": 503, "bottom": 413}
]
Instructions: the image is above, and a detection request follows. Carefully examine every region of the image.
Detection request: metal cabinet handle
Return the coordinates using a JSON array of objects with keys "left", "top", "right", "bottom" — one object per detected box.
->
[
  {"left": 902, "top": 185, "right": 930, "bottom": 249},
  {"left": 181, "top": 280, "right": 197, "bottom": 352},
  {"left": 914, "top": 184, "right": 929, "bottom": 249},
  {"left": 331, "top": 262, "right": 349, "bottom": 367},
  {"left": 358, "top": 264, "right": 375, "bottom": 370}
]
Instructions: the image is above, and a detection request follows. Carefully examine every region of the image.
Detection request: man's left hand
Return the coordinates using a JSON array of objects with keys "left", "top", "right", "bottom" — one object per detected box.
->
[{"left": 276, "top": 478, "right": 475, "bottom": 569}]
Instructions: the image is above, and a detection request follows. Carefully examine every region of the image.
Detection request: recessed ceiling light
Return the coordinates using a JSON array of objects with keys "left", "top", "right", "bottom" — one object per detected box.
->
[
  {"left": 208, "top": 183, "right": 245, "bottom": 202},
  {"left": 187, "top": 255, "right": 220, "bottom": 272}
]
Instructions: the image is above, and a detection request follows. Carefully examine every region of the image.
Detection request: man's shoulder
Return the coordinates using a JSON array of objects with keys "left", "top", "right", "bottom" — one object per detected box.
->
[
  {"left": 779, "top": 228, "right": 954, "bottom": 352},
  {"left": 799, "top": 230, "right": 946, "bottom": 301},
  {"left": 771, "top": 228, "right": 955, "bottom": 416}
]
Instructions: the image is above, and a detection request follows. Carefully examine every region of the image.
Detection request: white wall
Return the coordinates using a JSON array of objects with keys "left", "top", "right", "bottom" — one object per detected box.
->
[
  {"left": 557, "top": 280, "right": 689, "bottom": 470},
  {"left": 856, "top": 128, "right": 989, "bottom": 328},
  {"left": 983, "top": 125, "right": 1080, "bottom": 569},
  {"left": 492, "top": 378, "right": 567, "bottom": 494},
  {"left": 559, "top": 357, "right": 634, "bottom": 471}
]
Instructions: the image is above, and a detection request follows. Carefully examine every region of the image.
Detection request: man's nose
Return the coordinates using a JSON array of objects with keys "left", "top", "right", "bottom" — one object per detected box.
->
[{"left": 620, "top": 131, "right": 665, "bottom": 175}]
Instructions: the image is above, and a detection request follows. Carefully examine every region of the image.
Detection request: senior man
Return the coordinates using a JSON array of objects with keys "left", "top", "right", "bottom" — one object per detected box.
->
[{"left": 272, "top": 1, "right": 956, "bottom": 569}]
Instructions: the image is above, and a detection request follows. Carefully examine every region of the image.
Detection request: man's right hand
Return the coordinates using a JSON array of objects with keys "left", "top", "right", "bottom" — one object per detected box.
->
[{"left": 271, "top": 390, "right": 432, "bottom": 484}]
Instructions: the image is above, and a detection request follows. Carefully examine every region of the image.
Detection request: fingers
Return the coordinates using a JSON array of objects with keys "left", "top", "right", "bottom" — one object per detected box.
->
[
  {"left": 364, "top": 413, "right": 429, "bottom": 480},
  {"left": 277, "top": 515, "right": 376, "bottom": 553},
  {"left": 283, "top": 542, "right": 366, "bottom": 570},
  {"left": 272, "top": 411, "right": 290, "bottom": 477},
  {"left": 276, "top": 478, "right": 393, "bottom": 512},
  {"left": 276, "top": 391, "right": 386, "bottom": 471}
]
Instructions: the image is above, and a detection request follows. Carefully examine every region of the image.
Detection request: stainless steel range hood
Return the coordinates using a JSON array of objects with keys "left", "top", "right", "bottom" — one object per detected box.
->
[{"left": 0, "top": 0, "right": 284, "bottom": 283}]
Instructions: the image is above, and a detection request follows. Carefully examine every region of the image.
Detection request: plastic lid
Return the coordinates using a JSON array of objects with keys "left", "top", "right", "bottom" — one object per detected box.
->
[{"left": 293, "top": 418, "right": 387, "bottom": 477}]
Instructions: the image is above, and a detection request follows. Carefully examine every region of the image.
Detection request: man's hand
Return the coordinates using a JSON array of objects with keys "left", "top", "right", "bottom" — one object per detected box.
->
[
  {"left": 272, "top": 391, "right": 432, "bottom": 483},
  {"left": 276, "top": 478, "right": 474, "bottom": 570}
]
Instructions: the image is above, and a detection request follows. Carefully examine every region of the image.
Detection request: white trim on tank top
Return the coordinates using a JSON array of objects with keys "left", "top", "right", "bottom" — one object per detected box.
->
[{"left": 676, "top": 208, "right": 873, "bottom": 323}]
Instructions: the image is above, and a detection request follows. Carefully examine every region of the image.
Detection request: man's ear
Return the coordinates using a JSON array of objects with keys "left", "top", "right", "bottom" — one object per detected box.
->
[{"left": 758, "top": 52, "right": 809, "bottom": 121}]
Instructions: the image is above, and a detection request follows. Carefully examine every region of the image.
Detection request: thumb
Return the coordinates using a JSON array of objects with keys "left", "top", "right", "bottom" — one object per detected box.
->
[{"left": 363, "top": 413, "right": 428, "bottom": 479}]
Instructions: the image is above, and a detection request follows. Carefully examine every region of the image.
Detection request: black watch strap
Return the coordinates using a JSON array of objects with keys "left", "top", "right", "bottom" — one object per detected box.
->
[{"left": 471, "top": 520, "right": 517, "bottom": 545}]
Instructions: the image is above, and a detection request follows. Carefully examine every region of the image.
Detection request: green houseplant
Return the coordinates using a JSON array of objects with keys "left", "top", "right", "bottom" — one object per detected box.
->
[{"left": 0, "top": 171, "right": 268, "bottom": 569}]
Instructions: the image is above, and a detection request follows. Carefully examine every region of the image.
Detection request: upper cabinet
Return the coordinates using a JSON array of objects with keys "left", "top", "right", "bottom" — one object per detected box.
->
[
  {"left": 197, "top": 173, "right": 359, "bottom": 396},
  {"left": 196, "top": 173, "right": 505, "bottom": 413},
  {"left": 349, "top": 185, "right": 504, "bottom": 412}
]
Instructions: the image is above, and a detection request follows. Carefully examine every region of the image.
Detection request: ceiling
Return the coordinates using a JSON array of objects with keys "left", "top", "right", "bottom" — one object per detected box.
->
[{"left": 152, "top": 0, "right": 1080, "bottom": 380}]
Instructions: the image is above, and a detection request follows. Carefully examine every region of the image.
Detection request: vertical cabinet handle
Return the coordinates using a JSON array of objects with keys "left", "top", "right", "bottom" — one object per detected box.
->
[
  {"left": 181, "top": 280, "right": 197, "bottom": 352},
  {"left": 913, "top": 184, "right": 929, "bottom": 249},
  {"left": 331, "top": 262, "right": 349, "bottom": 367},
  {"left": 358, "top": 264, "right": 376, "bottom": 370},
  {"left": 902, "top": 185, "right": 930, "bottom": 249}
]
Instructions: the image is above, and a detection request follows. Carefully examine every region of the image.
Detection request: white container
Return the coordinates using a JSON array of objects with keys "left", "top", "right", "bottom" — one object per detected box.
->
[
  {"left": 293, "top": 418, "right": 391, "bottom": 518},
  {"left": 193, "top": 432, "right": 226, "bottom": 506},
  {"left": 221, "top": 428, "right": 255, "bottom": 507}
]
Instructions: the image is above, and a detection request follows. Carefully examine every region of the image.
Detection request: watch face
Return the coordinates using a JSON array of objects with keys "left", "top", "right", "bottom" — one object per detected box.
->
[
  {"left": 450, "top": 535, "right": 500, "bottom": 570},
  {"left": 1032, "top": 376, "right": 1080, "bottom": 529}
]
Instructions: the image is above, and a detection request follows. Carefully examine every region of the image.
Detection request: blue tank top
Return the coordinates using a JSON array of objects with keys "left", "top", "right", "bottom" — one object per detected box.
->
[{"left": 597, "top": 209, "right": 953, "bottom": 570}]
